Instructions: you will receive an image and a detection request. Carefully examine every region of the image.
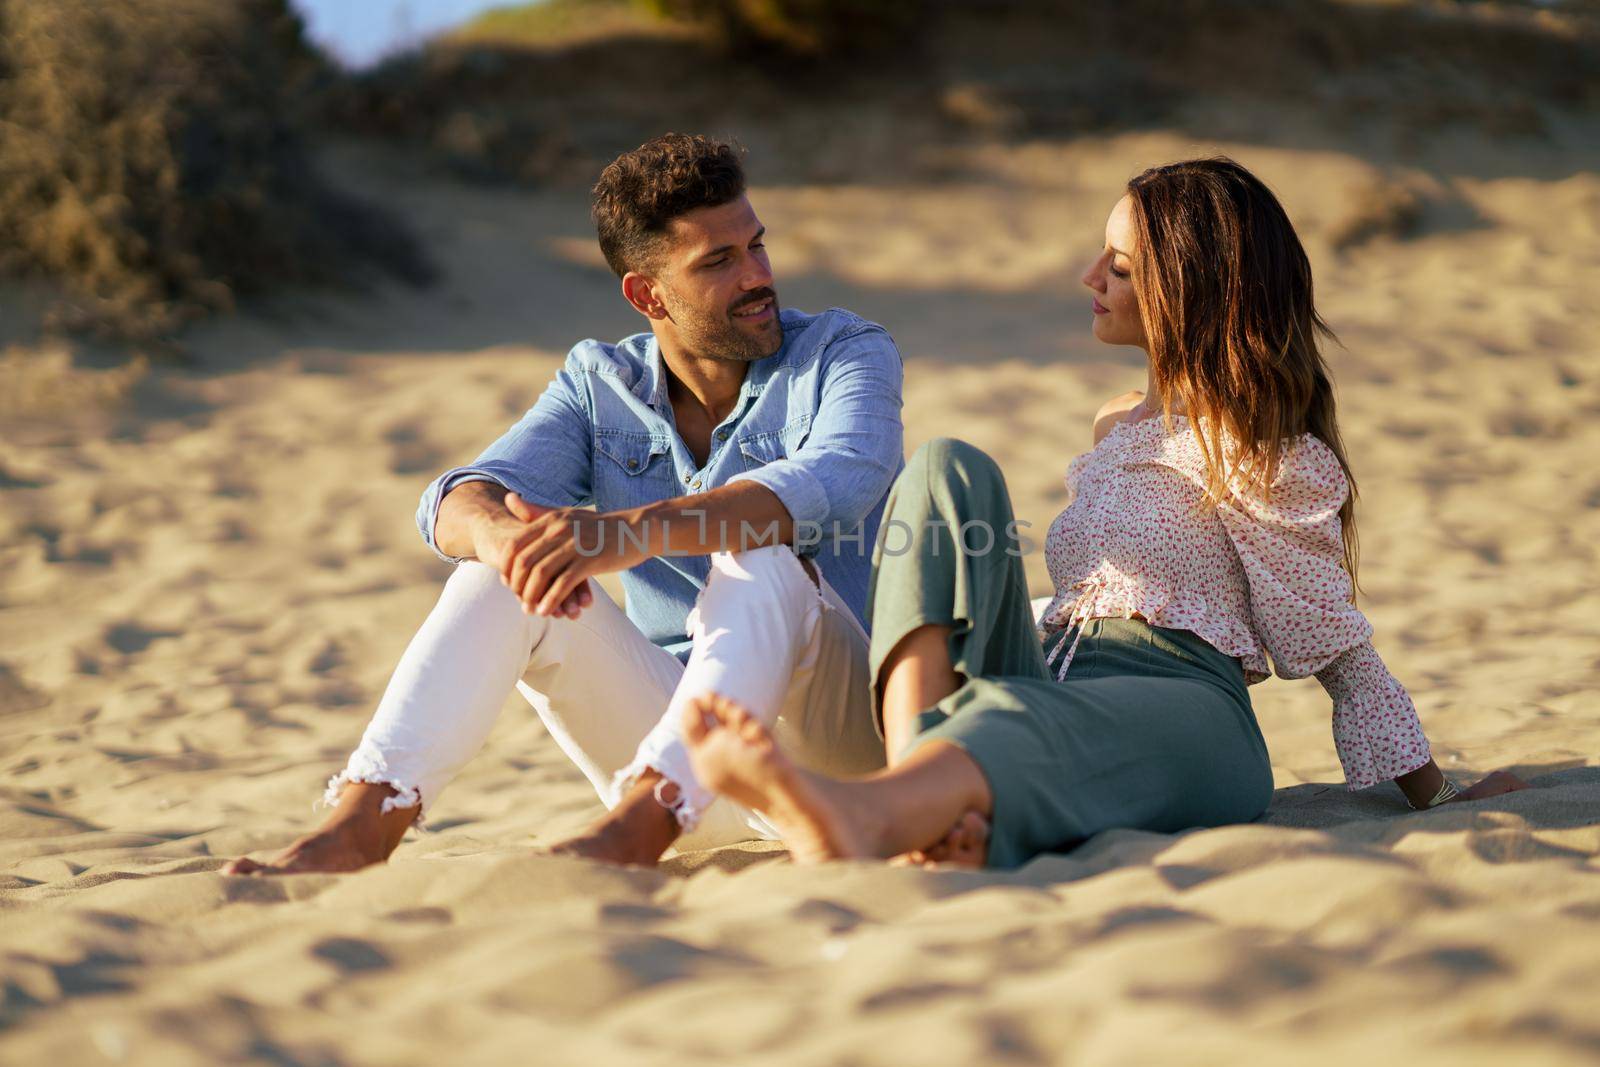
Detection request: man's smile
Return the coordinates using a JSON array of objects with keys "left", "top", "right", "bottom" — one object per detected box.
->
[{"left": 732, "top": 297, "right": 775, "bottom": 321}]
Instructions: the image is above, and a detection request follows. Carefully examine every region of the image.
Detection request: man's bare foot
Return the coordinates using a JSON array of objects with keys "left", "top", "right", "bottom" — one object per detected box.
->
[
  {"left": 683, "top": 692, "right": 880, "bottom": 863},
  {"left": 222, "top": 781, "right": 416, "bottom": 876},
  {"left": 543, "top": 773, "right": 681, "bottom": 866},
  {"left": 896, "top": 811, "right": 990, "bottom": 869},
  {"left": 222, "top": 819, "right": 391, "bottom": 876}
]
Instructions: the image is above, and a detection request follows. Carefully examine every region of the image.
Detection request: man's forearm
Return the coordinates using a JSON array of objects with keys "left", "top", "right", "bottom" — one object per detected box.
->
[
  {"left": 433, "top": 479, "right": 508, "bottom": 560},
  {"left": 494, "top": 481, "right": 801, "bottom": 614},
  {"left": 623, "top": 482, "right": 795, "bottom": 558}
]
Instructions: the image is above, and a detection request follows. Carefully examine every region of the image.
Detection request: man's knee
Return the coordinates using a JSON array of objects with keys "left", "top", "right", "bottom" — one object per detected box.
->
[
  {"left": 443, "top": 560, "right": 554, "bottom": 630},
  {"left": 446, "top": 560, "right": 505, "bottom": 594},
  {"left": 708, "top": 545, "right": 818, "bottom": 602}
]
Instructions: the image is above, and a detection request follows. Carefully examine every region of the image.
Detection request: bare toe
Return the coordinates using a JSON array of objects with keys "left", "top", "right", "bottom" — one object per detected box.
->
[
  {"left": 914, "top": 811, "right": 989, "bottom": 869},
  {"left": 221, "top": 824, "right": 389, "bottom": 876},
  {"left": 682, "top": 694, "right": 715, "bottom": 743},
  {"left": 684, "top": 690, "right": 874, "bottom": 863}
]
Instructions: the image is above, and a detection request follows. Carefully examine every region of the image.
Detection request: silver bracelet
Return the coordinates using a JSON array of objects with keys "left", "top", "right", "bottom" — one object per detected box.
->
[{"left": 1408, "top": 777, "right": 1459, "bottom": 811}]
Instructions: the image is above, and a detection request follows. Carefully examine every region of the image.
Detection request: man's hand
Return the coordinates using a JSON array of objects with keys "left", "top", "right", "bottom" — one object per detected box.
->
[
  {"left": 482, "top": 479, "right": 793, "bottom": 617},
  {"left": 472, "top": 492, "right": 594, "bottom": 619},
  {"left": 501, "top": 495, "right": 648, "bottom": 617}
]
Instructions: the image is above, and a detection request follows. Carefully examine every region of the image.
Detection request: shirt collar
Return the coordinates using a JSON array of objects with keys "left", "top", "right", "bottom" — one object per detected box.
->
[
  {"left": 643, "top": 335, "right": 669, "bottom": 412},
  {"left": 643, "top": 329, "right": 789, "bottom": 415}
]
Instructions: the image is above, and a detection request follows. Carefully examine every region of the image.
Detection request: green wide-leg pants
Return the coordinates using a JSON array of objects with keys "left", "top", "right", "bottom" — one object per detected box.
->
[{"left": 867, "top": 438, "right": 1275, "bottom": 869}]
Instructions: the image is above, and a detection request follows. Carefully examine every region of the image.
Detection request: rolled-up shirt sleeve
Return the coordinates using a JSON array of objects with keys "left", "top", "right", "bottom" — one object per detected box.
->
[
  {"left": 728, "top": 325, "right": 904, "bottom": 550},
  {"left": 415, "top": 364, "right": 593, "bottom": 563}
]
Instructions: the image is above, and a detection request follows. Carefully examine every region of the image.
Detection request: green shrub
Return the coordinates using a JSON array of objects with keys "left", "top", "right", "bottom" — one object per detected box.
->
[{"left": 0, "top": 0, "right": 432, "bottom": 345}]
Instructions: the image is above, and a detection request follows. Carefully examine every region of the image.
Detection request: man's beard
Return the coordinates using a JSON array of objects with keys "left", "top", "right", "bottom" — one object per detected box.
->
[{"left": 669, "top": 289, "right": 783, "bottom": 363}]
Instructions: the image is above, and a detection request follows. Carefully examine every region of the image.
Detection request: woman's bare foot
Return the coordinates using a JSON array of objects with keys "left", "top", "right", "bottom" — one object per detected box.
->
[
  {"left": 683, "top": 692, "right": 882, "bottom": 863},
  {"left": 897, "top": 811, "right": 990, "bottom": 869}
]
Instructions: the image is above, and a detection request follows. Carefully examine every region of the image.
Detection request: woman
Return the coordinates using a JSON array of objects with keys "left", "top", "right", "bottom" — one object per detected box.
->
[{"left": 681, "top": 158, "right": 1529, "bottom": 868}]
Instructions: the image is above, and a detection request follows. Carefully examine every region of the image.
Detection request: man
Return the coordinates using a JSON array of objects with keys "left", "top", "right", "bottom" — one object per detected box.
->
[{"left": 225, "top": 133, "right": 903, "bottom": 873}]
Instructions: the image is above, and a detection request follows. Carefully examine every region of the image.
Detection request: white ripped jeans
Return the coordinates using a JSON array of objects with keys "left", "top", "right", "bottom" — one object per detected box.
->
[{"left": 327, "top": 546, "right": 884, "bottom": 851}]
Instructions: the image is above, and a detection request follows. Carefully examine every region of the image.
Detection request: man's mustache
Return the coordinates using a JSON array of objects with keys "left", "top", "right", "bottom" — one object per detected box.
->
[{"left": 730, "top": 288, "right": 777, "bottom": 314}]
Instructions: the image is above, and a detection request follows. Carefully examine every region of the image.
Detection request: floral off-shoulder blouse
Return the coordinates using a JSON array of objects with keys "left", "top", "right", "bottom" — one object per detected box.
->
[{"left": 1039, "top": 413, "right": 1432, "bottom": 790}]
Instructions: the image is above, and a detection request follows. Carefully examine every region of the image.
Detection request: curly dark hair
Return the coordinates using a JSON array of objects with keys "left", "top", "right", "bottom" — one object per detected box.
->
[{"left": 591, "top": 133, "right": 747, "bottom": 277}]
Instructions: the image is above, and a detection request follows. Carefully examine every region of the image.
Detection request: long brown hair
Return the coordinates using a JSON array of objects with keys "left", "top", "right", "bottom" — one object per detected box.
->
[{"left": 1126, "top": 157, "right": 1360, "bottom": 588}]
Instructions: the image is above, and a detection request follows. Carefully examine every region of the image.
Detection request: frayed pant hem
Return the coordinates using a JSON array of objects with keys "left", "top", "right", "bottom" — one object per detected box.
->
[
  {"left": 609, "top": 760, "right": 704, "bottom": 834},
  {"left": 320, "top": 769, "right": 428, "bottom": 831}
]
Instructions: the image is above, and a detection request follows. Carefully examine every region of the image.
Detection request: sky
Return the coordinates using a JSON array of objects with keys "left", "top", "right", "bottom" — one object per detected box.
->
[{"left": 290, "top": 0, "right": 522, "bottom": 68}]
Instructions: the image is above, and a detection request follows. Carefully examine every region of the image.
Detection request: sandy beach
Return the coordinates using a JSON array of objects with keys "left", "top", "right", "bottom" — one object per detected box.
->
[{"left": 4, "top": 100, "right": 1600, "bottom": 1065}]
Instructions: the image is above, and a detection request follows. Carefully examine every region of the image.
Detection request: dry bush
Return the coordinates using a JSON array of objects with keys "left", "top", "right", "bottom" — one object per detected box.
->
[
  {"left": 325, "top": 0, "right": 934, "bottom": 188},
  {"left": 635, "top": 0, "right": 924, "bottom": 56},
  {"left": 328, "top": 0, "right": 1599, "bottom": 194},
  {"left": 0, "top": 0, "right": 433, "bottom": 346}
]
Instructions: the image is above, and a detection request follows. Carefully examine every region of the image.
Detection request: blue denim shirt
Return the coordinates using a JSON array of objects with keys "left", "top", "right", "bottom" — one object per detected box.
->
[{"left": 417, "top": 307, "right": 905, "bottom": 657}]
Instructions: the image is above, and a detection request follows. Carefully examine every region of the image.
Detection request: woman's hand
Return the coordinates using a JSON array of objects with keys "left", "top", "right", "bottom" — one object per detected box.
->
[
  {"left": 1452, "top": 769, "right": 1531, "bottom": 803},
  {"left": 1398, "top": 760, "right": 1532, "bottom": 808}
]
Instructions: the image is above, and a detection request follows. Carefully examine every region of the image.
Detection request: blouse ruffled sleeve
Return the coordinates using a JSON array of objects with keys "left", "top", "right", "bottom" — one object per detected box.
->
[{"left": 1215, "top": 435, "right": 1432, "bottom": 789}]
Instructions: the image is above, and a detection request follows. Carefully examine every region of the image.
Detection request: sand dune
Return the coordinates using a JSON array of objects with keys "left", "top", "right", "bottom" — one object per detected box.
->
[{"left": 3, "top": 123, "right": 1599, "bottom": 1064}]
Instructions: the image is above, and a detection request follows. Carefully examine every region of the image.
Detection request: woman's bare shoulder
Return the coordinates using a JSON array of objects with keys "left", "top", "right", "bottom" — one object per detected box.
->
[{"left": 1091, "top": 390, "right": 1146, "bottom": 445}]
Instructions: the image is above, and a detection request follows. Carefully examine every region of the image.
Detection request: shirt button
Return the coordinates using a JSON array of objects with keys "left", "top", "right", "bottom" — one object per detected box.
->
[
  {"left": 689, "top": 478, "right": 700, "bottom": 489},
  {"left": 626, "top": 458, "right": 638, "bottom": 470}
]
